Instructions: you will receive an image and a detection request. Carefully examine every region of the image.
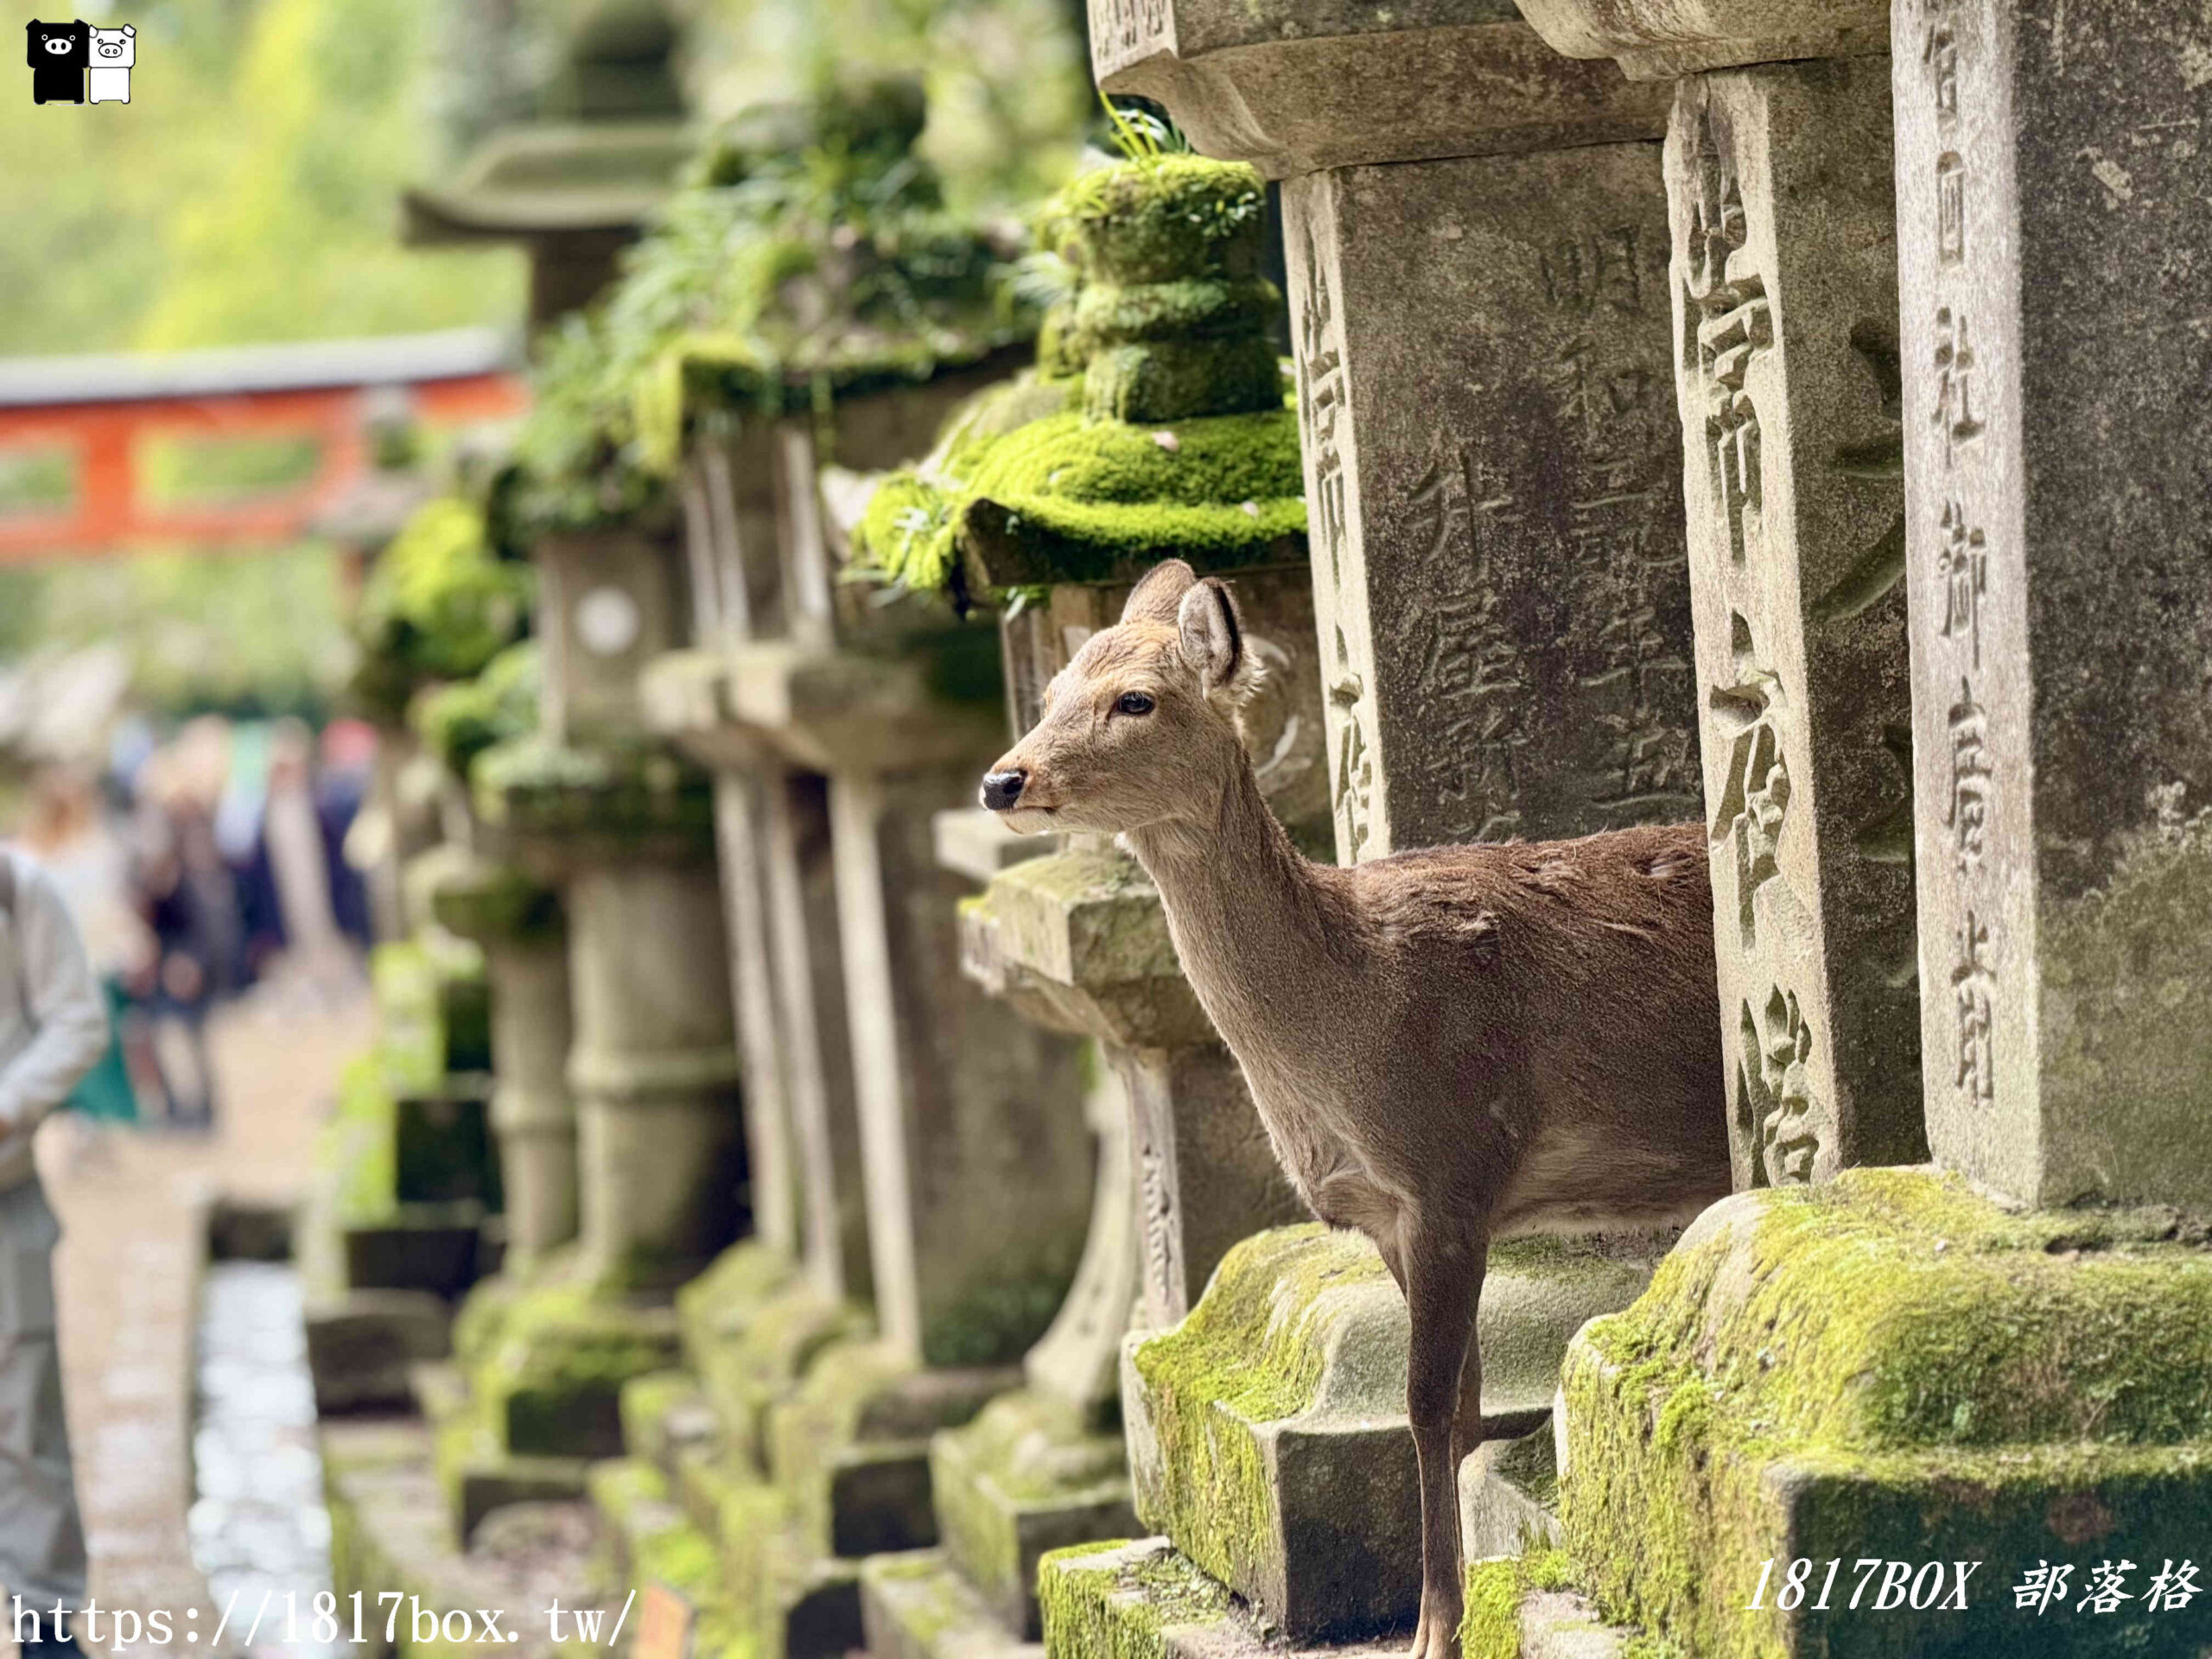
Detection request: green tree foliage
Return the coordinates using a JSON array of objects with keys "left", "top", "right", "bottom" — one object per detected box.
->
[{"left": 0, "top": 0, "right": 521, "bottom": 355}]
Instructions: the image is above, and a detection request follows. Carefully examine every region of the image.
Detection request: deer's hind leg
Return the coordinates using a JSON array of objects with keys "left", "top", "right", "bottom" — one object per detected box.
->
[{"left": 1402, "top": 1221, "right": 1484, "bottom": 1659}]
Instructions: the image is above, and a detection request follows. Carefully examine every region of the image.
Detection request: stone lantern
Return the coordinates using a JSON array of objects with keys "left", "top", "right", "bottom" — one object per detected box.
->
[
  {"left": 845, "top": 153, "right": 1320, "bottom": 1654},
  {"left": 610, "top": 79, "right": 1094, "bottom": 1659}
]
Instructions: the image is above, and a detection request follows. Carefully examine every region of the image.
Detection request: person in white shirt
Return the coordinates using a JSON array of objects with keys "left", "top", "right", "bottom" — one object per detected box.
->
[{"left": 0, "top": 844, "right": 105, "bottom": 1656}]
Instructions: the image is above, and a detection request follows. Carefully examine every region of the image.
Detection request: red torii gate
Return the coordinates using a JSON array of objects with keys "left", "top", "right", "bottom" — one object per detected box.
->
[{"left": 0, "top": 329, "right": 529, "bottom": 562}]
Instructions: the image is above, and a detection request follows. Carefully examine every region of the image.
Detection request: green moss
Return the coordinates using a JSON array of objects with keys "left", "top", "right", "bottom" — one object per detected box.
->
[
  {"left": 346, "top": 496, "right": 532, "bottom": 723},
  {"left": 423, "top": 851, "right": 562, "bottom": 945},
  {"left": 369, "top": 941, "right": 447, "bottom": 1092},
  {"left": 1129, "top": 1225, "right": 1391, "bottom": 1587},
  {"left": 582, "top": 75, "right": 1036, "bottom": 476},
  {"left": 1049, "top": 156, "right": 1267, "bottom": 288},
  {"left": 1038, "top": 1540, "right": 1234, "bottom": 1659},
  {"left": 848, "top": 153, "right": 1299, "bottom": 607},
  {"left": 413, "top": 641, "right": 540, "bottom": 785},
  {"left": 1460, "top": 1548, "right": 1580, "bottom": 1659},
  {"left": 766, "top": 1335, "right": 918, "bottom": 1548},
  {"left": 474, "top": 1280, "right": 683, "bottom": 1459},
  {"left": 620, "top": 1369, "right": 702, "bottom": 1464},
  {"left": 1561, "top": 1167, "right": 2212, "bottom": 1657},
  {"left": 505, "top": 312, "right": 675, "bottom": 539},
  {"left": 931, "top": 1389, "right": 1129, "bottom": 1609},
  {"left": 324, "top": 1055, "right": 399, "bottom": 1226},
  {"left": 854, "top": 395, "right": 1304, "bottom": 601}
]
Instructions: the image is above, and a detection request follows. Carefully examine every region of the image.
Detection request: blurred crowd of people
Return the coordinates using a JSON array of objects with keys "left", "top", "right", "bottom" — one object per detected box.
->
[{"left": 9, "top": 715, "right": 377, "bottom": 1133}]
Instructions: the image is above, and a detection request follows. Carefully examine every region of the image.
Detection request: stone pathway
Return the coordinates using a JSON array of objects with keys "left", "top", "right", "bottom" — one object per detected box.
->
[{"left": 13, "top": 978, "right": 371, "bottom": 1657}]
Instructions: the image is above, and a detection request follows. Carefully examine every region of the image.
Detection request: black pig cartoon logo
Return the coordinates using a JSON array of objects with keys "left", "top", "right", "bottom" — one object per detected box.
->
[{"left": 27, "top": 19, "right": 90, "bottom": 105}]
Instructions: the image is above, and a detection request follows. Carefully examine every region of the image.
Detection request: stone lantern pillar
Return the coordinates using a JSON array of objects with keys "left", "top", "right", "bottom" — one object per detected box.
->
[
  {"left": 679, "top": 407, "right": 1093, "bottom": 1659},
  {"left": 427, "top": 857, "right": 577, "bottom": 1268},
  {"left": 442, "top": 516, "right": 745, "bottom": 1495},
  {"left": 1512, "top": 7, "right": 2212, "bottom": 1656},
  {"left": 1505, "top": 3, "right": 1925, "bottom": 1190},
  {"left": 1032, "top": 13, "right": 1701, "bottom": 1656}
]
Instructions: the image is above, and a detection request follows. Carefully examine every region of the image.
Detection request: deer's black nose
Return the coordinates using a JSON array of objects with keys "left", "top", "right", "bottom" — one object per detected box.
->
[{"left": 980, "top": 769, "right": 1027, "bottom": 811}]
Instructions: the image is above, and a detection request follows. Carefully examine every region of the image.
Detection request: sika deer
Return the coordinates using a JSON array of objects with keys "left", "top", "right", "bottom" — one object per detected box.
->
[{"left": 981, "top": 560, "right": 1730, "bottom": 1659}]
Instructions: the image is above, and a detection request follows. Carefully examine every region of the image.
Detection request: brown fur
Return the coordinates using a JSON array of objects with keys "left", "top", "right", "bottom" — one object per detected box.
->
[{"left": 983, "top": 561, "right": 1730, "bottom": 1659}]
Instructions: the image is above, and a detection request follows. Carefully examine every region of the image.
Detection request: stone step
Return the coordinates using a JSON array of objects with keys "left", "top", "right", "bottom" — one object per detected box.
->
[
  {"left": 928, "top": 1386, "right": 1136, "bottom": 1639},
  {"left": 618, "top": 1368, "right": 721, "bottom": 1477},
  {"left": 1124, "top": 1226, "right": 1653, "bottom": 1642},
  {"left": 1463, "top": 1551, "right": 1649, "bottom": 1659},
  {"left": 321, "top": 1415, "right": 613, "bottom": 1658},
  {"left": 1038, "top": 1537, "right": 1405, "bottom": 1659},
  {"left": 1513, "top": 1591, "right": 1631, "bottom": 1659},
  {"left": 342, "top": 1203, "right": 493, "bottom": 1298},
  {"left": 1457, "top": 1421, "right": 1561, "bottom": 1561},
  {"left": 861, "top": 1548, "right": 1039, "bottom": 1659},
  {"left": 586, "top": 1457, "right": 749, "bottom": 1656},
  {"left": 303, "top": 1290, "right": 451, "bottom": 1414},
  {"left": 409, "top": 1357, "right": 469, "bottom": 1427}
]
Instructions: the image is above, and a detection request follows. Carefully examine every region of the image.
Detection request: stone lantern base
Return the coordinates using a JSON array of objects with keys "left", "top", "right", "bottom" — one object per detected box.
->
[{"left": 1560, "top": 1169, "right": 2212, "bottom": 1659}]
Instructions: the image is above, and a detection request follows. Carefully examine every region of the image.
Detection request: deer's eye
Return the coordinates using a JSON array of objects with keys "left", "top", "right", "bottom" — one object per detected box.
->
[{"left": 1114, "top": 691, "right": 1155, "bottom": 717}]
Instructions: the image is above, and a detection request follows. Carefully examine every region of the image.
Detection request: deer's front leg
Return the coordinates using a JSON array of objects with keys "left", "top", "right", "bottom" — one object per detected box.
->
[{"left": 1402, "top": 1227, "right": 1483, "bottom": 1659}]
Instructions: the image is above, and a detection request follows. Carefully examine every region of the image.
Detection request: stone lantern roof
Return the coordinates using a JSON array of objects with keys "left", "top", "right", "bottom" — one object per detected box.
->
[
  {"left": 401, "top": 0, "right": 694, "bottom": 327},
  {"left": 610, "top": 75, "right": 1038, "bottom": 476},
  {"left": 849, "top": 154, "right": 1307, "bottom": 612}
]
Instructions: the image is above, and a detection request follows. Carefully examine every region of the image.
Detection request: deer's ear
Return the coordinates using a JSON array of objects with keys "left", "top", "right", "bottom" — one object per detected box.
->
[
  {"left": 1177, "top": 577, "right": 1255, "bottom": 703},
  {"left": 1121, "top": 559, "right": 1197, "bottom": 626}
]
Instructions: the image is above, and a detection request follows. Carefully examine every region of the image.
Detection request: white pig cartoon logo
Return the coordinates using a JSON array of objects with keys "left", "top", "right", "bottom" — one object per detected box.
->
[{"left": 87, "top": 22, "right": 130, "bottom": 104}]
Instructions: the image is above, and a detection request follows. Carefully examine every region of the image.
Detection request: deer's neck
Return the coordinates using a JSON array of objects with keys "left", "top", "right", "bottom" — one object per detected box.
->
[{"left": 1125, "top": 758, "right": 1357, "bottom": 1069}]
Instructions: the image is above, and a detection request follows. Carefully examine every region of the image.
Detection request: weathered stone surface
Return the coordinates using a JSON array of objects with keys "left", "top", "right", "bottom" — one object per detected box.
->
[
  {"left": 1093, "top": 5, "right": 1668, "bottom": 180},
  {"left": 1018, "top": 1071, "right": 1137, "bottom": 1422},
  {"left": 1664, "top": 62, "right": 1925, "bottom": 1187},
  {"left": 957, "top": 848, "right": 1305, "bottom": 1332},
  {"left": 453, "top": 1456, "right": 591, "bottom": 1548},
  {"left": 534, "top": 524, "right": 686, "bottom": 745},
  {"left": 305, "top": 1290, "right": 452, "bottom": 1415},
  {"left": 677, "top": 1242, "right": 868, "bottom": 1465},
  {"left": 709, "top": 769, "right": 803, "bottom": 1261},
  {"left": 830, "top": 770, "right": 1092, "bottom": 1370},
  {"left": 563, "top": 857, "right": 747, "bottom": 1288},
  {"left": 767, "top": 1337, "right": 1018, "bottom": 1559},
  {"left": 1512, "top": 0, "right": 1889, "bottom": 80},
  {"left": 724, "top": 633, "right": 1009, "bottom": 778},
  {"left": 1119, "top": 1043, "right": 1303, "bottom": 1331},
  {"left": 342, "top": 1209, "right": 487, "bottom": 1298},
  {"left": 480, "top": 934, "right": 579, "bottom": 1263},
  {"left": 1287, "top": 141, "right": 1699, "bottom": 861},
  {"left": 470, "top": 1284, "right": 683, "bottom": 1461},
  {"left": 933, "top": 807, "right": 1055, "bottom": 887},
  {"left": 760, "top": 769, "right": 874, "bottom": 1308},
  {"left": 928, "top": 1388, "right": 1138, "bottom": 1639},
  {"left": 1461, "top": 1554, "right": 1637, "bottom": 1659},
  {"left": 683, "top": 424, "right": 786, "bottom": 649},
  {"left": 323, "top": 1418, "right": 613, "bottom": 1659},
  {"left": 1893, "top": 0, "right": 2212, "bottom": 1210},
  {"left": 862, "top": 1548, "right": 1040, "bottom": 1659},
  {"left": 1038, "top": 1537, "right": 1405, "bottom": 1659},
  {"left": 1560, "top": 1169, "right": 2212, "bottom": 1657},
  {"left": 393, "top": 1077, "right": 499, "bottom": 1206},
  {"left": 1122, "top": 1226, "right": 1660, "bottom": 1640},
  {"left": 1458, "top": 1426, "right": 1561, "bottom": 1562}
]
